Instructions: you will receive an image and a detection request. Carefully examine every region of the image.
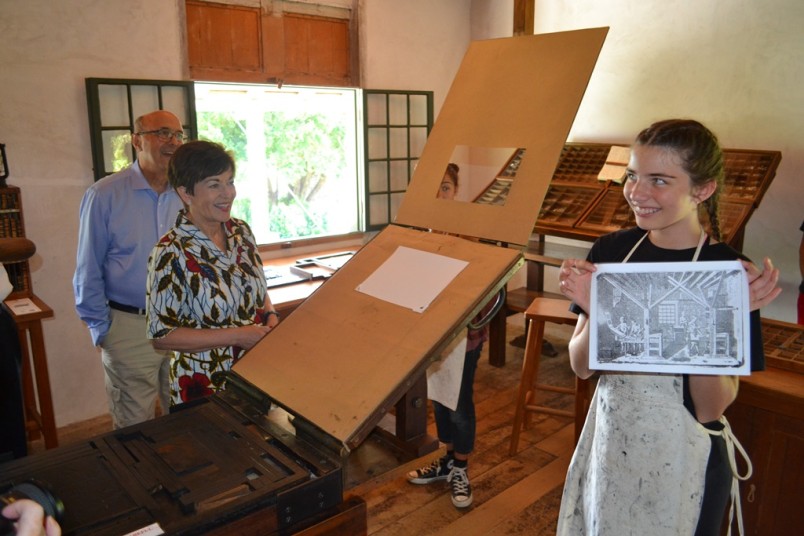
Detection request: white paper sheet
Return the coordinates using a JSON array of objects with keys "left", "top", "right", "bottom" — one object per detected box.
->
[
  {"left": 355, "top": 246, "right": 469, "bottom": 312},
  {"left": 426, "top": 335, "right": 467, "bottom": 411},
  {"left": 4, "top": 297, "right": 41, "bottom": 315}
]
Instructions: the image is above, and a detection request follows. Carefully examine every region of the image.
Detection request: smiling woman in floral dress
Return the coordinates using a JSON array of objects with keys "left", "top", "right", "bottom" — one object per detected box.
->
[{"left": 146, "top": 140, "right": 279, "bottom": 407}]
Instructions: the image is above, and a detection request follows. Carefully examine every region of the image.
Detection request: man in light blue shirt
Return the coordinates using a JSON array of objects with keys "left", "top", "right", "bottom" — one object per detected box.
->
[{"left": 74, "top": 110, "right": 185, "bottom": 429}]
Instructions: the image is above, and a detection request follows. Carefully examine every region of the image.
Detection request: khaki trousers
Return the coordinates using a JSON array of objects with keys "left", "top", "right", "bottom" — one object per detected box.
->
[{"left": 100, "top": 309, "right": 170, "bottom": 429}]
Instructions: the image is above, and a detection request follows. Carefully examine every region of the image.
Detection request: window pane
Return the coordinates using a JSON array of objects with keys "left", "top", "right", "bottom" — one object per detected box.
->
[
  {"left": 388, "top": 94, "right": 408, "bottom": 124},
  {"left": 390, "top": 192, "right": 405, "bottom": 221},
  {"left": 368, "top": 161, "right": 388, "bottom": 193},
  {"left": 87, "top": 78, "right": 195, "bottom": 181},
  {"left": 130, "top": 85, "right": 160, "bottom": 120},
  {"left": 195, "top": 82, "right": 360, "bottom": 245},
  {"left": 98, "top": 85, "right": 129, "bottom": 126},
  {"left": 102, "top": 130, "right": 133, "bottom": 173},
  {"left": 367, "top": 127, "right": 388, "bottom": 159},
  {"left": 162, "top": 86, "right": 190, "bottom": 124},
  {"left": 409, "top": 94, "right": 429, "bottom": 125},
  {"left": 369, "top": 193, "right": 389, "bottom": 226},
  {"left": 410, "top": 127, "right": 428, "bottom": 156},
  {"left": 389, "top": 127, "right": 408, "bottom": 159},
  {"left": 389, "top": 160, "right": 408, "bottom": 191},
  {"left": 366, "top": 93, "right": 387, "bottom": 124}
]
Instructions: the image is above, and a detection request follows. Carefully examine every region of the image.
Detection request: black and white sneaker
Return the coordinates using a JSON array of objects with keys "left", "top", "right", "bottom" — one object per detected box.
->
[
  {"left": 447, "top": 465, "right": 473, "bottom": 508},
  {"left": 407, "top": 455, "right": 453, "bottom": 485}
]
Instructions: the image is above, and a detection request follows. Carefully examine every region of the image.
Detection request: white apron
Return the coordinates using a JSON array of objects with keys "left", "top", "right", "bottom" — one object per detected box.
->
[
  {"left": 557, "top": 231, "right": 751, "bottom": 535},
  {"left": 557, "top": 373, "right": 711, "bottom": 535}
]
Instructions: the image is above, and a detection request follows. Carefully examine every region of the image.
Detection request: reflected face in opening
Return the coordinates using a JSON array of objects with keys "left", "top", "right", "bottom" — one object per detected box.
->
[{"left": 438, "top": 175, "right": 457, "bottom": 200}]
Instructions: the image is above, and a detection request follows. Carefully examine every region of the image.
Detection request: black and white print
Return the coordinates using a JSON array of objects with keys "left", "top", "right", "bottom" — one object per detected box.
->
[{"left": 589, "top": 260, "right": 750, "bottom": 375}]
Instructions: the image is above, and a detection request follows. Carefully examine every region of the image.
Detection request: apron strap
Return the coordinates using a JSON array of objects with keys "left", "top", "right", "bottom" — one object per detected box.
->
[
  {"left": 704, "top": 415, "right": 753, "bottom": 536},
  {"left": 622, "top": 229, "right": 707, "bottom": 263}
]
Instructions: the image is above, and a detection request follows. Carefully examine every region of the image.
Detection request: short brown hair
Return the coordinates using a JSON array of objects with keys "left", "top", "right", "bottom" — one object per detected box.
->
[{"left": 168, "top": 140, "right": 235, "bottom": 195}]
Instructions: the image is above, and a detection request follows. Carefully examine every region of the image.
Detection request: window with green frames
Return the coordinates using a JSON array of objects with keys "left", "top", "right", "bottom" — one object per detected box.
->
[
  {"left": 85, "top": 78, "right": 196, "bottom": 181},
  {"left": 363, "top": 90, "right": 434, "bottom": 231},
  {"left": 85, "top": 80, "right": 432, "bottom": 243}
]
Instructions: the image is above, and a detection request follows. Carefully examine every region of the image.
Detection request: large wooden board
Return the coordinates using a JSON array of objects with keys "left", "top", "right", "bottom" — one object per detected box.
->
[
  {"left": 234, "top": 225, "right": 521, "bottom": 449},
  {"left": 395, "top": 27, "right": 608, "bottom": 247}
]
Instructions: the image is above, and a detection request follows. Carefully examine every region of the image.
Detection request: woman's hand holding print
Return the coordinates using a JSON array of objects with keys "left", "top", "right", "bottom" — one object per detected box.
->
[
  {"left": 742, "top": 257, "right": 781, "bottom": 311},
  {"left": 558, "top": 258, "right": 596, "bottom": 313}
]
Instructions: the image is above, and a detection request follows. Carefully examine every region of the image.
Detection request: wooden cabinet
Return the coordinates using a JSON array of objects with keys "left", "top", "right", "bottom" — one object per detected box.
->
[
  {"left": 186, "top": 0, "right": 352, "bottom": 86},
  {"left": 1, "top": 185, "right": 58, "bottom": 449},
  {"left": 723, "top": 319, "right": 804, "bottom": 535}
]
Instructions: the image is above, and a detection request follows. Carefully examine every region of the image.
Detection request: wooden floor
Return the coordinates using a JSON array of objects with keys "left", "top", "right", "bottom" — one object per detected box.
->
[{"left": 29, "top": 314, "right": 579, "bottom": 535}]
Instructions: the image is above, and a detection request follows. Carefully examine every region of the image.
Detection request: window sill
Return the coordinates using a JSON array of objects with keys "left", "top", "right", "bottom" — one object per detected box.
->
[{"left": 257, "top": 232, "right": 371, "bottom": 261}]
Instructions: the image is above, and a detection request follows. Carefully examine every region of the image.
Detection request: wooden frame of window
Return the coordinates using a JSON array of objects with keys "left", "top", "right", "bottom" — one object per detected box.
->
[
  {"left": 85, "top": 78, "right": 196, "bottom": 181},
  {"left": 363, "top": 90, "right": 434, "bottom": 231}
]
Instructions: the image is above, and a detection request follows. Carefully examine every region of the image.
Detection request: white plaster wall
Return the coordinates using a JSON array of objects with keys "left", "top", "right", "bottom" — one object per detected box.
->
[
  {"left": 471, "top": 0, "right": 514, "bottom": 40},
  {"left": 0, "top": 0, "right": 187, "bottom": 427},
  {"left": 360, "top": 0, "right": 513, "bottom": 114},
  {"left": 359, "top": 0, "right": 471, "bottom": 113},
  {"left": 532, "top": 0, "right": 804, "bottom": 322}
]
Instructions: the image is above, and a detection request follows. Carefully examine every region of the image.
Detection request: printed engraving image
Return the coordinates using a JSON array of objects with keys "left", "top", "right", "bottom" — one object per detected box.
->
[{"left": 589, "top": 260, "right": 750, "bottom": 375}]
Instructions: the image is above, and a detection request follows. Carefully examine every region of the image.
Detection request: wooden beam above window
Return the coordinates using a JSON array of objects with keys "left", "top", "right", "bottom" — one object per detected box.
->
[{"left": 186, "top": 0, "right": 353, "bottom": 86}]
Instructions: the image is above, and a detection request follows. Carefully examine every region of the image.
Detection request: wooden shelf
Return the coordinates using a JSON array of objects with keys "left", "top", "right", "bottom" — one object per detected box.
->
[
  {"left": 533, "top": 143, "right": 781, "bottom": 249},
  {"left": 760, "top": 317, "right": 804, "bottom": 374}
]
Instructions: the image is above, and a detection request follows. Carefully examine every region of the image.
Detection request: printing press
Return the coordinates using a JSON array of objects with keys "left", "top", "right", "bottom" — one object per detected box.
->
[{"left": 0, "top": 28, "right": 608, "bottom": 535}]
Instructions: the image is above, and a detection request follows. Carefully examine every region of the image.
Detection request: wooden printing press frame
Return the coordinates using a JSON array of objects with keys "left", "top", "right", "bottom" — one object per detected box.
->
[{"left": 0, "top": 28, "right": 609, "bottom": 535}]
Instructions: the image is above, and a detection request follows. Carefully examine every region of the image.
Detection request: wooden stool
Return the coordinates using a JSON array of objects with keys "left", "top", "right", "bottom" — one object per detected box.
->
[{"left": 509, "top": 297, "right": 589, "bottom": 456}]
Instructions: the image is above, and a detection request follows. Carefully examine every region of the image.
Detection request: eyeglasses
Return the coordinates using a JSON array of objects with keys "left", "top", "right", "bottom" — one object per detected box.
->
[{"left": 135, "top": 128, "right": 187, "bottom": 143}]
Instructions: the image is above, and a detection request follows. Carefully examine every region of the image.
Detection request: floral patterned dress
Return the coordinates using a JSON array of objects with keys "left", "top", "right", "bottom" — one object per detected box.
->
[{"left": 146, "top": 210, "right": 267, "bottom": 406}]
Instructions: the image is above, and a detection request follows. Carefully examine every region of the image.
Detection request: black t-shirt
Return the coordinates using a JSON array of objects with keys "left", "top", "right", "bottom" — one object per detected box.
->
[
  {"left": 800, "top": 220, "right": 804, "bottom": 293},
  {"left": 572, "top": 227, "right": 765, "bottom": 421}
]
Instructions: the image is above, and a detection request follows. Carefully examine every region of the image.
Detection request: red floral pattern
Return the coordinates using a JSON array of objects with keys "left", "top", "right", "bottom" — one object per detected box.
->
[
  {"left": 146, "top": 210, "right": 267, "bottom": 407},
  {"left": 178, "top": 372, "right": 215, "bottom": 402}
]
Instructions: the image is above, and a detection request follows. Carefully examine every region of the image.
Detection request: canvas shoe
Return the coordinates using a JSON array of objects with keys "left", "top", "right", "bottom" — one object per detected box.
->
[
  {"left": 447, "top": 465, "right": 473, "bottom": 508},
  {"left": 407, "top": 455, "right": 453, "bottom": 485}
]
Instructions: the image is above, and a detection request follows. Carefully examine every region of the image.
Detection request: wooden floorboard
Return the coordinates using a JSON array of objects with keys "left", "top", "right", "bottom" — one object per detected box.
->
[
  {"left": 28, "top": 314, "right": 578, "bottom": 535},
  {"left": 353, "top": 315, "right": 577, "bottom": 535},
  {"left": 433, "top": 450, "right": 571, "bottom": 536}
]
